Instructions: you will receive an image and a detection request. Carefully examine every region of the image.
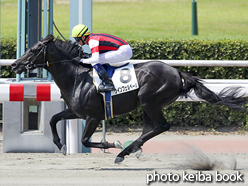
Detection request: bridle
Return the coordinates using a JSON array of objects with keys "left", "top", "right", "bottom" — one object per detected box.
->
[
  {"left": 26, "top": 41, "right": 47, "bottom": 70},
  {"left": 26, "top": 41, "right": 73, "bottom": 70}
]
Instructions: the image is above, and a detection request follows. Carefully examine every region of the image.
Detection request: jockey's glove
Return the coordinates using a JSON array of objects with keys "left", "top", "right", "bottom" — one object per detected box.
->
[{"left": 72, "top": 56, "right": 83, "bottom": 63}]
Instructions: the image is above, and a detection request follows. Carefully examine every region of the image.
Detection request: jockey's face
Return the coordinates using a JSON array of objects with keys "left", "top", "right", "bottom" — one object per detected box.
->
[{"left": 78, "top": 36, "right": 86, "bottom": 46}]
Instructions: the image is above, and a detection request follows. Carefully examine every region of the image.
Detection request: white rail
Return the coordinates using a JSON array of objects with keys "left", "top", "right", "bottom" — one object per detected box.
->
[
  {"left": 0, "top": 59, "right": 15, "bottom": 66},
  {"left": 2, "top": 59, "right": 248, "bottom": 101},
  {"left": 130, "top": 60, "right": 248, "bottom": 67},
  {"left": 1, "top": 59, "right": 248, "bottom": 67}
]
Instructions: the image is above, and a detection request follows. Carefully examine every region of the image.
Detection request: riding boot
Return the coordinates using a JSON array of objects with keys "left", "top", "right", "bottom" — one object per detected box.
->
[{"left": 93, "top": 64, "right": 116, "bottom": 92}]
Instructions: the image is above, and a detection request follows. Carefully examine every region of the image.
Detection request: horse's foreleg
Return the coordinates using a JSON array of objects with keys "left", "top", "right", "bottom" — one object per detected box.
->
[
  {"left": 81, "top": 117, "right": 118, "bottom": 149},
  {"left": 50, "top": 109, "right": 79, "bottom": 153}
]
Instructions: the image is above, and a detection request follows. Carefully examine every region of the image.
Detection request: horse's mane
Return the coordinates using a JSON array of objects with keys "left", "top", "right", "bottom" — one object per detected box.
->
[
  {"left": 43, "top": 34, "right": 92, "bottom": 68},
  {"left": 46, "top": 34, "right": 82, "bottom": 58}
]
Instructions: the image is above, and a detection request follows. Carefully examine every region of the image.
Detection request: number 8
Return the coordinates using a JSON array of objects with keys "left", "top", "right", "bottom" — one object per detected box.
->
[{"left": 120, "top": 68, "right": 132, "bottom": 83}]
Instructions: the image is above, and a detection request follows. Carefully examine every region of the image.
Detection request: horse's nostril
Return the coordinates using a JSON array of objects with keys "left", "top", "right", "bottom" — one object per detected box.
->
[{"left": 11, "top": 63, "right": 17, "bottom": 68}]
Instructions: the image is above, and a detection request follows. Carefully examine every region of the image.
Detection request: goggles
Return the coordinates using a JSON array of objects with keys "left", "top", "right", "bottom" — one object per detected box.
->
[{"left": 74, "top": 37, "right": 82, "bottom": 42}]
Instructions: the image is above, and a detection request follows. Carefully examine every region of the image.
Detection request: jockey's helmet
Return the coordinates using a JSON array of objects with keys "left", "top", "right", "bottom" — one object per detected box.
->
[{"left": 71, "top": 24, "right": 90, "bottom": 38}]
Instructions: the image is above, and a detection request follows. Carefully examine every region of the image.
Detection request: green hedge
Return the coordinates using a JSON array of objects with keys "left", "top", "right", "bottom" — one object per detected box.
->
[
  {"left": 129, "top": 39, "right": 248, "bottom": 79},
  {"left": 0, "top": 38, "right": 17, "bottom": 78},
  {"left": 1, "top": 38, "right": 248, "bottom": 128}
]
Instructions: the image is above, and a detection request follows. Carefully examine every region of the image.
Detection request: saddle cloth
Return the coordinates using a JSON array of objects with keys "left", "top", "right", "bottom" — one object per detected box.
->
[{"left": 93, "top": 63, "right": 139, "bottom": 119}]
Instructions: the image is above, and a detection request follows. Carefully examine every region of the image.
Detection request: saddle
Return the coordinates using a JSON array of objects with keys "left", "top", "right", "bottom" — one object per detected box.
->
[{"left": 93, "top": 63, "right": 139, "bottom": 119}]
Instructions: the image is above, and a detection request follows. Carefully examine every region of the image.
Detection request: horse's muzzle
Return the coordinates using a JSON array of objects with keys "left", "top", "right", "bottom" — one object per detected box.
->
[
  {"left": 11, "top": 61, "right": 27, "bottom": 74},
  {"left": 11, "top": 62, "right": 17, "bottom": 68}
]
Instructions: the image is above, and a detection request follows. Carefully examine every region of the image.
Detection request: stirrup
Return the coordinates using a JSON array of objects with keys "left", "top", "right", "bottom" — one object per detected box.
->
[{"left": 98, "top": 83, "right": 116, "bottom": 92}]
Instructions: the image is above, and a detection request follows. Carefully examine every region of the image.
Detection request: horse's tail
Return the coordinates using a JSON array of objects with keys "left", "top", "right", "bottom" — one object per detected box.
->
[{"left": 178, "top": 70, "right": 247, "bottom": 111}]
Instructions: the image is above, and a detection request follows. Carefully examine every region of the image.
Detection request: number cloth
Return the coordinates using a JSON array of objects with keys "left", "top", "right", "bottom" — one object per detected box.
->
[
  {"left": 93, "top": 63, "right": 139, "bottom": 119},
  {"left": 93, "top": 64, "right": 139, "bottom": 96}
]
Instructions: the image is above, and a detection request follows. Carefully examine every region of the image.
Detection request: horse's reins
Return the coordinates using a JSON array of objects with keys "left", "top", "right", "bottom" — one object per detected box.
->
[{"left": 26, "top": 41, "right": 80, "bottom": 97}]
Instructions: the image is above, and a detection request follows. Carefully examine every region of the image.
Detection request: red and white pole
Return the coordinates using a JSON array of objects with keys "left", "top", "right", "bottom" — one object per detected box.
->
[
  {"left": 36, "top": 84, "right": 62, "bottom": 101},
  {"left": 0, "top": 84, "right": 24, "bottom": 101}
]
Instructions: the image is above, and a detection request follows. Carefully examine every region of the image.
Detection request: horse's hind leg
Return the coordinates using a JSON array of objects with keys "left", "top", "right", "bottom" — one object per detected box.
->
[
  {"left": 50, "top": 109, "right": 79, "bottom": 154},
  {"left": 115, "top": 109, "right": 170, "bottom": 163}
]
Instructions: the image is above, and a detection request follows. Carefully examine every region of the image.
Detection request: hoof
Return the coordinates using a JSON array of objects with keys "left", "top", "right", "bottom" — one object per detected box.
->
[
  {"left": 115, "top": 156, "right": 124, "bottom": 164},
  {"left": 61, "top": 145, "right": 67, "bottom": 156},
  {"left": 135, "top": 148, "right": 143, "bottom": 159},
  {"left": 114, "top": 140, "right": 123, "bottom": 149}
]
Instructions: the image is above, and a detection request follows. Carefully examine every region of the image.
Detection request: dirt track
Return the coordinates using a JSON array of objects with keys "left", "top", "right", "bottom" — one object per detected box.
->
[{"left": 1, "top": 130, "right": 248, "bottom": 185}]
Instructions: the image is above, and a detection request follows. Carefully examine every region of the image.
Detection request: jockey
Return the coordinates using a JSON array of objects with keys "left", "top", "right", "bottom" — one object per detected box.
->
[{"left": 71, "top": 24, "right": 133, "bottom": 92}]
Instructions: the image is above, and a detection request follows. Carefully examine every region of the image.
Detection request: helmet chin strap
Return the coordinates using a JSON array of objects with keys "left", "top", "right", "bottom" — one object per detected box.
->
[
  {"left": 79, "top": 35, "right": 89, "bottom": 45},
  {"left": 79, "top": 37, "right": 85, "bottom": 45}
]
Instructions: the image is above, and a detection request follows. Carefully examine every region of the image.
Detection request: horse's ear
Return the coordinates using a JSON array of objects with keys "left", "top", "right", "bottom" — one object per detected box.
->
[{"left": 41, "top": 34, "right": 55, "bottom": 44}]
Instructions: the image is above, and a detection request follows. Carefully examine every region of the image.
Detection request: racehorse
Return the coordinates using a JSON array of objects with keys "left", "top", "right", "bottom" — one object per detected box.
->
[{"left": 11, "top": 34, "right": 247, "bottom": 163}]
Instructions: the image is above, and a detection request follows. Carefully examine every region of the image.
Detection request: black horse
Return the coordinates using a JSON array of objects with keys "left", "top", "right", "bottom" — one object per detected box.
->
[{"left": 12, "top": 34, "right": 246, "bottom": 163}]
